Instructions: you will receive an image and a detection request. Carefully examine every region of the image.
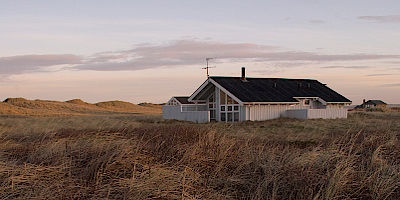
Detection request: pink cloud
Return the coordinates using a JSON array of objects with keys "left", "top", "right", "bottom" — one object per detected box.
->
[
  {"left": 1, "top": 40, "right": 400, "bottom": 74},
  {"left": 76, "top": 40, "right": 400, "bottom": 71},
  {"left": 0, "top": 54, "right": 82, "bottom": 74}
]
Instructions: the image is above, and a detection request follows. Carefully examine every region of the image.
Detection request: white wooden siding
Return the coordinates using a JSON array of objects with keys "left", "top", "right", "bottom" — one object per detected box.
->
[
  {"left": 240, "top": 106, "right": 246, "bottom": 122},
  {"left": 246, "top": 104, "right": 301, "bottom": 121},
  {"left": 244, "top": 104, "right": 347, "bottom": 121},
  {"left": 162, "top": 105, "right": 210, "bottom": 123}
]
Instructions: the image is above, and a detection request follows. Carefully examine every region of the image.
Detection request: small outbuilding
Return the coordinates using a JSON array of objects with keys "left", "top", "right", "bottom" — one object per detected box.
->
[{"left": 163, "top": 68, "right": 352, "bottom": 123}]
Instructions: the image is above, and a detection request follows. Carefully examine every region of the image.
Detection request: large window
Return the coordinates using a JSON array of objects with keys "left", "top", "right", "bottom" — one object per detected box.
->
[
  {"left": 208, "top": 94, "right": 216, "bottom": 121},
  {"left": 219, "top": 90, "right": 239, "bottom": 122},
  {"left": 220, "top": 91, "right": 226, "bottom": 105}
]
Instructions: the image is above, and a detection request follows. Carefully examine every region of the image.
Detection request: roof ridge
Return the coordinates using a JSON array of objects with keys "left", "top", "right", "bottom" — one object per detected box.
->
[{"left": 209, "top": 76, "right": 317, "bottom": 81}]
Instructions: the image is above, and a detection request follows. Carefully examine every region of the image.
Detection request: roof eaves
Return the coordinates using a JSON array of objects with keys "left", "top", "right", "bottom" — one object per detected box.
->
[{"left": 243, "top": 102, "right": 300, "bottom": 104}]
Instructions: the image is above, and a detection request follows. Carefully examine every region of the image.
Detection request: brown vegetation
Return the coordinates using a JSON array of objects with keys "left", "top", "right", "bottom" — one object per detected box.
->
[
  {"left": 389, "top": 107, "right": 400, "bottom": 112},
  {"left": 0, "top": 98, "right": 161, "bottom": 116},
  {"left": 0, "top": 112, "right": 399, "bottom": 199}
]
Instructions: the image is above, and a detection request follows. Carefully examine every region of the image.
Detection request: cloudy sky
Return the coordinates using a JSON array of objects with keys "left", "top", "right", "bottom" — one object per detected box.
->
[{"left": 1, "top": 0, "right": 400, "bottom": 104}]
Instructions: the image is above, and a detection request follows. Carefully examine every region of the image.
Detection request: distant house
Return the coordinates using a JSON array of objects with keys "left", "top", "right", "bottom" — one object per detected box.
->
[
  {"left": 360, "top": 99, "right": 387, "bottom": 109},
  {"left": 163, "top": 67, "right": 352, "bottom": 123}
]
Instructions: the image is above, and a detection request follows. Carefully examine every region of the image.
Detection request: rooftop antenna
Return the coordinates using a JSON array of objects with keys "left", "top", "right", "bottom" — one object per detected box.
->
[{"left": 202, "top": 57, "right": 216, "bottom": 78}]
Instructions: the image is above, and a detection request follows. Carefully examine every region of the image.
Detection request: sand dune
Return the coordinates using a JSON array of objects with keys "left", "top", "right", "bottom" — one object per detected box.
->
[{"left": 0, "top": 98, "right": 162, "bottom": 116}]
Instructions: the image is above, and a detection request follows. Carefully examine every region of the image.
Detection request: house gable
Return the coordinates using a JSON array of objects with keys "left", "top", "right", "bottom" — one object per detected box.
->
[
  {"left": 165, "top": 97, "right": 180, "bottom": 106},
  {"left": 188, "top": 78, "right": 243, "bottom": 105}
]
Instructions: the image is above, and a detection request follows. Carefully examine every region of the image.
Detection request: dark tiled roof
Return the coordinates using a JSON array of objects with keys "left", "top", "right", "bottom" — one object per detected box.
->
[
  {"left": 364, "top": 100, "right": 386, "bottom": 105},
  {"left": 210, "top": 77, "right": 351, "bottom": 103},
  {"left": 174, "top": 96, "right": 194, "bottom": 104}
]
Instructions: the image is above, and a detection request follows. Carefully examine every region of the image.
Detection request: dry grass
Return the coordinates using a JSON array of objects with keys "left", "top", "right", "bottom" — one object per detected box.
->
[
  {"left": 0, "top": 112, "right": 399, "bottom": 199},
  {"left": 0, "top": 98, "right": 161, "bottom": 116}
]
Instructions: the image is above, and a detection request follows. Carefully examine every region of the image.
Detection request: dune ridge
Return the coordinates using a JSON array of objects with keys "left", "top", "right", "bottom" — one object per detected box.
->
[{"left": 0, "top": 98, "right": 162, "bottom": 116}]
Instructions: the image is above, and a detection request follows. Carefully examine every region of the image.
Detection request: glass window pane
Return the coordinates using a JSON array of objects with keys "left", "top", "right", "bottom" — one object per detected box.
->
[
  {"left": 220, "top": 90, "right": 226, "bottom": 105},
  {"left": 209, "top": 104, "right": 214, "bottom": 108},
  {"left": 220, "top": 106, "right": 225, "bottom": 111},
  {"left": 227, "top": 113, "right": 233, "bottom": 122},
  {"left": 221, "top": 113, "right": 226, "bottom": 121},
  {"left": 209, "top": 95, "right": 214, "bottom": 102},
  {"left": 234, "top": 112, "right": 239, "bottom": 121},
  {"left": 228, "top": 106, "right": 233, "bottom": 111},
  {"left": 234, "top": 106, "right": 239, "bottom": 111},
  {"left": 210, "top": 110, "right": 215, "bottom": 119},
  {"left": 227, "top": 95, "right": 233, "bottom": 104}
]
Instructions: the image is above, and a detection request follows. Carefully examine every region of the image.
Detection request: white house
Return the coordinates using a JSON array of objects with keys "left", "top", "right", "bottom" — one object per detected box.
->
[{"left": 163, "top": 68, "right": 352, "bottom": 123}]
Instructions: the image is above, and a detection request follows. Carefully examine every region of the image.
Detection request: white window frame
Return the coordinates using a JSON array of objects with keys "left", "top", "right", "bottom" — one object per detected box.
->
[
  {"left": 219, "top": 90, "right": 240, "bottom": 122},
  {"left": 208, "top": 93, "right": 216, "bottom": 121}
]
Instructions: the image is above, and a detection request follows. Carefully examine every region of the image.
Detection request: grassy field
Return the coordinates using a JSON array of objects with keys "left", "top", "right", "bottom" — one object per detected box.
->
[{"left": 0, "top": 111, "right": 399, "bottom": 199}]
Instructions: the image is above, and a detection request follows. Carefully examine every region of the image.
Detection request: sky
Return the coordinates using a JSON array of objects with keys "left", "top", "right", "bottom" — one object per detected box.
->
[{"left": 1, "top": 0, "right": 400, "bottom": 104}]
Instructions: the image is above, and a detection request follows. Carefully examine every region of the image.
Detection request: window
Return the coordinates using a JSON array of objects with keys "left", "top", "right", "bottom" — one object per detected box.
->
[
  {"left": 221, "top": 113, "right": 226, "bottom": 121},
  {"left": 221, "top": 106, "right": 225, "bottom": 111},
  {"left": 208, "top": 94, "right": 214, "bottom": 102},
  {"left": 227, "top": 113, "right": 233, "bottom": 121},
  {"left": 234, "top": 112, "right": 239, "bottom": 121},
  {"left": 208, "top": 94, "right": 216, "bottom": 120},
  {"left": 210, "top": 110, "right": 215, "bottom": 119},
  {"left": 304, "top": 99, "right": 310, "bottom": 105},
  {"left": 228, "top": 106, "right": 233, "bottom": 111},
  {"left": 227, "top": 95, "right": 234, "bottom": 104},
  {"left": 234, "top": 106, "right": 239, "bottom": 111},
  {"left": 220, "top": 90, "right": 226, "bottom": 105}
]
